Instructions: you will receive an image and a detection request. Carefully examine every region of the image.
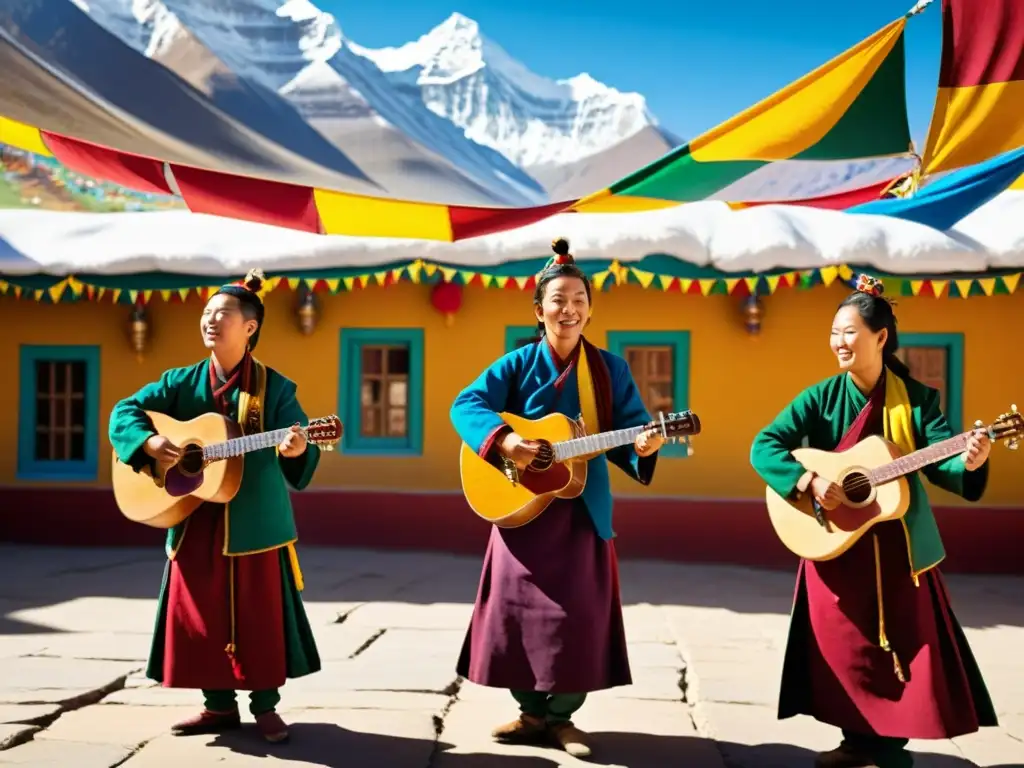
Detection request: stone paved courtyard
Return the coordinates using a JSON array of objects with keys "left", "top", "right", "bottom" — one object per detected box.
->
[{"left": 1, "top": 544, "right": 1022, "bottom": 767}]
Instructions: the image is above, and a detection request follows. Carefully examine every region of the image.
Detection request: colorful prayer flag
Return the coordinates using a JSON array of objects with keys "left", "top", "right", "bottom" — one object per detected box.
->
[
  {"left": 575, "top": 19, "right": 912, "bottom": 210},
  {"left": 921, "top": 0, "right": 1024, "bottom": 174}
]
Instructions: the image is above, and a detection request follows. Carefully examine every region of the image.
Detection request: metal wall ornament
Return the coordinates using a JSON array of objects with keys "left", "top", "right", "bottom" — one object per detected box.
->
[
  {"left": 742, "top": 295, "right": 764, "bottom": 334},
  {"left": 296, "top": 287, "right": 319, "bottom": 335},
  {"left": 128, "top": 300, "right": 149, "bottom": 360}
]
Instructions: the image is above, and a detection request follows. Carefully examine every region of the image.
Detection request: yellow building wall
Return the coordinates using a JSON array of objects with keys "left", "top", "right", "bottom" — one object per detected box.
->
[{"left": 1, "top": 282, "right": 1021, "bottom": 507}]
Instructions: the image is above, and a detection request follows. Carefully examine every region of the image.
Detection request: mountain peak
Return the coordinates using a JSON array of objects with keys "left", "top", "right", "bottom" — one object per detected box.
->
[{"left": 436, "top": 11, "right": 480, "bottom": 36}]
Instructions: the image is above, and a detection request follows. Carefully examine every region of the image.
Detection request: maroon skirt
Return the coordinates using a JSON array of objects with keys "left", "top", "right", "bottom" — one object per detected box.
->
[
  {"left": 457, "top": 499, "right": 631, "bottom": 693},
  {"left": 779, "top": 519, "right": 997, "bottom": 738},
  {"left": 158, "top": 503, "right": 288, "bottom": 691}
]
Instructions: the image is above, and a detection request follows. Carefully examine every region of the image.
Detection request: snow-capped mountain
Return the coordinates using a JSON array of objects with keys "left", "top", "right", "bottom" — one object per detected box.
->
[
  {"left": 63, "top": 0, "right": 677, "bottom": 204},
  {"left": 352, "top": 12, "right": 660, "bottom": 169}
]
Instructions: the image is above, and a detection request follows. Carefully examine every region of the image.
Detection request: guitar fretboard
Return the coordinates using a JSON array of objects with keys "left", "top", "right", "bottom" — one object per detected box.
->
[
  {"left": 202, "top": 427, "right": 298, "bottom": 460},
  {"left": 552, "top": 425, "right": 649, "bottom": 462},
  {"left": 869, "top": 432, "right": 971, "bottom": 484}
]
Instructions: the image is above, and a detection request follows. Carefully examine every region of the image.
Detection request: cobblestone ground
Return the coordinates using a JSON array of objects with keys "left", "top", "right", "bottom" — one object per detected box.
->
[{"left": 1, "top": 544, "right": 1022, "bottom": 767}]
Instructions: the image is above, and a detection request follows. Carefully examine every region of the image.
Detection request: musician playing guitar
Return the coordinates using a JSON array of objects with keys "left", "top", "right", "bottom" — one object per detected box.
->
[
  {"left": 449, "top": 239, "right": 664, "bottom": 759},
  {"left": 749, "top": 276, "right": 997, "bottom": 768},
  {"left": 107, "top": 269, "right": 321, "bottom": 744}
]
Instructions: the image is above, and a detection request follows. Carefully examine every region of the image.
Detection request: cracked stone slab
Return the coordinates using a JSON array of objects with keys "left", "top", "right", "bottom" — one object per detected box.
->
[
  {"left": 686, "top": 660, "right": 782, "bottom": 707},
  {"left": 953, "top": 728, "right": 1024, "bottom": 766},
  {"left": 0, "top": 724, "right": 38, "bottom": 752},
  {"left": 312, "top": 622, "right": 390, "bottom": 661},
  {"left": 0, "top": 706, "right": 61, "bottom": 726},
  {"left": 621, "top": 604, "right": 674, "bottom": 643},
  {"left": 626, "top": 641, "right": 686, "bottom": 668},
  {"left": 348, "top": 628, "right": 466, "bottom": 662},
  {"left": 0, "top": 658, "right": 134, "bottom": 705},
  {"left": 35, "top": 705, "right": 199, "bottom": 748},
  {"left": 24, "top": 632, "right": 153, "bottom": 663},
  {"left": 285, "top": 659, "right": 457, "bottom": 695},
  {"left": 604, "top": 666, "right": 685, "bottom": 702},
  {"left": 118, "top": 709, "right": 437, "bottom": 766},
  {"left": 0, "top": 738, "right": 134, "bottom": 765},
  {"left": 339, "top": 602, "right": 473, "bottom": 630}
]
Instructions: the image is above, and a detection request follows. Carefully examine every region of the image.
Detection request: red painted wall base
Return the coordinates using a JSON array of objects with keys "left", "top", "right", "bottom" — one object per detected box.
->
[{"left": 2, "top": 488, "right": 1022, "bottom": 574}]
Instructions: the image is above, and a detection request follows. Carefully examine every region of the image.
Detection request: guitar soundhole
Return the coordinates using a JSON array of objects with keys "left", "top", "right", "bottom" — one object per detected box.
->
[
  {"left": 177, "top": 444, "right": 205, "bottom": 476},
  {"left": 841, "top": 472, "right": 873, "bottom": 504},
  {"left": 527, "top": 441, "right": 555, "bottom": 472}
]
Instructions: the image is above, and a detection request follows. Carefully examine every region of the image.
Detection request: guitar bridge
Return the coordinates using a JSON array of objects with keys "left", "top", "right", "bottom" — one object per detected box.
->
[{"left": 501, "top": 457, "right": 521, "bottom": 486}]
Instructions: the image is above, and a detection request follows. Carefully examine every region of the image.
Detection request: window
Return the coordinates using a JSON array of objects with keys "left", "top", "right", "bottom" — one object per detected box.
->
[
  {"left": 338, "top": 329, "right": 424, "bottom": 455},
  {"left": 17, "top": 345, "right": 101, "bottom": 480},
  {"left": 895, "top": 332, "right": 964, "bottom": 434},
  {"left": 606, "top": 331, "right": 691, "bottom": 458},
  {"left": 504, "top": 325, "right": 540, "bottom": 353}
]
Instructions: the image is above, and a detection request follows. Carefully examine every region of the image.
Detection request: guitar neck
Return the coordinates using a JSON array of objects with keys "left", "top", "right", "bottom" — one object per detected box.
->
[
  {"left": 552, "top": 425, "right": 647, "bottom": 462},
  {"left": 203, "top": 426, "right": 296, "bottom": 461},
  {"left": 870, "top": 432, "right": 971, "bottom": 484}
]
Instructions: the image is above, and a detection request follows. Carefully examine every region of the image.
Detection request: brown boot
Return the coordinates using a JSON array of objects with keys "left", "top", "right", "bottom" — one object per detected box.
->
[
  {"left": 550, "top": 721, "right": 592, "bottom": 758},
  {"left": 815, "top": 744, "right": 878, "bottom": 768},
  {"left": 255, "top": 711, "right": 290, "bottom": 743},
  {"left": 491, "top": 714, "right": 546, "bottom": 743},
  {"left": 171, "top": 709, "right": 241, "bottom": 736}
]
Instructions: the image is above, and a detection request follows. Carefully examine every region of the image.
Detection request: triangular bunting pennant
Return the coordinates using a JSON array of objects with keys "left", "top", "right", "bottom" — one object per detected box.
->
[
  {"left": 978, "top": 278, "right": 996, "bottom": 296},
  {"left": 1002, "top": 273, "right": 1021, "bottom": 294},
  {"left": 819, "top": 266, "right": 840, "bottom": 286}
]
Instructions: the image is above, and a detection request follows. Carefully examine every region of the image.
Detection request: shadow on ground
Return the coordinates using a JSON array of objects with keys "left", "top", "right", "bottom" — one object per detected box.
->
[
  {"left": 199, "top": 725, "right": 1015, "bottom": 768},
  {"left": 1, "top": 544, "right": 1022, "bottom": 635}
]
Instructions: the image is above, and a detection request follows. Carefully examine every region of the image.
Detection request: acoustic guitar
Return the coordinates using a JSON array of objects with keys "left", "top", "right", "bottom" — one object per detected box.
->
[
  {"left": 766, "top": 404, "right": 1023, "bottom": 561},
  {"left": 460, "top": 410, "right": 701, "bottom": 528},
  {"left": 112, "top": 411, "right": 343, "bottom": 529}
]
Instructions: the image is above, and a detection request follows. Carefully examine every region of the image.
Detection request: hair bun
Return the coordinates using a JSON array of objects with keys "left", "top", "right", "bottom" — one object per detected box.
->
[
  {"left": 551, "top": 237, "right": 574, "bottom": 265},
  {"left": 243, "top": 267, "right": 266, "bottom": 294}
]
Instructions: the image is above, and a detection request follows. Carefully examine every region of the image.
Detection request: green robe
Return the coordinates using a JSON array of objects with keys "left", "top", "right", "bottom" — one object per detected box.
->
[
  {"left": 108, "top": 359, "right": 322, "bottom": 688},
  {"left": 750, "top": 372, "right": 987, "bottom": 577},
  {"left": 109, "top": 360, "right": 320, "bottom": 555}
]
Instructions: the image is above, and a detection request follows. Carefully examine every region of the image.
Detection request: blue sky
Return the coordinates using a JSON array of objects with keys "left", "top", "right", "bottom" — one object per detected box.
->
[{"left": 323, "top": 0, "right": 941, "bottom": 147}]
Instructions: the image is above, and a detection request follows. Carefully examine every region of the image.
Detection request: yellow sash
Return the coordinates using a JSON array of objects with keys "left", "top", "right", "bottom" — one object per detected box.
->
[
  {"left": 575, "top": 340, "right": 601, "bottom": 437},
  {"left": 882, "top": 369, "right": 915, "bottom": 456},
  {"left": 873, "top": 367, "right": 916, "bottom": 684}
]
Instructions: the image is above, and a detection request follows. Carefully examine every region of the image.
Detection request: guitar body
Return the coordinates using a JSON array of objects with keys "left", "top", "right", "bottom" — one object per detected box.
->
[
  {"left": 460, "top": 412, "right": 588, "bottom": 529},
  {"left": 111, "top": 411, "right": 245, "bottom": 529},
  {"left": 766, "top": 435, "right": 911, "bottom": 562}
]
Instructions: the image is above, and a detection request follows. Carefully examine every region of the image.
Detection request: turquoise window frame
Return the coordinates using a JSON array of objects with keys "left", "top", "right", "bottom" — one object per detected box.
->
[
  {"left": 606, "top": 330, "right": 692, "bottom": 458},
  {"left": 504, "top": 324, "right": 539, "bottom": 353},
  {"left": 17, "top": 344, "right": 102, "bottom": 481},
  {"left": 900, "top": 332, "right": 964, "bottom": 434},
  {"left": 338, "top": 328, "right": 424, "bottom": 456}
]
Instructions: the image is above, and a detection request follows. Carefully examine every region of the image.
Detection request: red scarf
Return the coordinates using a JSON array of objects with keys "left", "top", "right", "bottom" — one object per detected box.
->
[{"left": 208, "top": 350, "right": 253, "bottom": 417}]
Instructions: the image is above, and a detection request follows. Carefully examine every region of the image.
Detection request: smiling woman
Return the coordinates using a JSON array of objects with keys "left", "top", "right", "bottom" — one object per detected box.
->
[{"left": 750, "top": 276, "right": 998, "bottom": 768}]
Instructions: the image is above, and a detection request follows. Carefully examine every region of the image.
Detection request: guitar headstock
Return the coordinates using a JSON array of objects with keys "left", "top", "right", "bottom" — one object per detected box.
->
[
  {"left": 305, "top": 415, "right": 343, "bottom": 451},
  {"left": 646, "top": 410, "right": 702, "bottom": 442},
  {"left": 988, "top": 404, "right": 1023, "bottom": 450}
]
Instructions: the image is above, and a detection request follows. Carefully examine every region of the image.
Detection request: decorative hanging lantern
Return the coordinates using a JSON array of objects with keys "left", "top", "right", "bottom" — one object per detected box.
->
[
  {"left": 295, "top": 286, "right": 319, "bottom": 335},
  {"left": 431, "top": 281, "right": 463, "bottom": 327},
  {"left": 128, "top": 299, "right": 149, "bottom": 360},
  {"left": 742, "top": 295, "right": 763, "bottom": 335}
]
